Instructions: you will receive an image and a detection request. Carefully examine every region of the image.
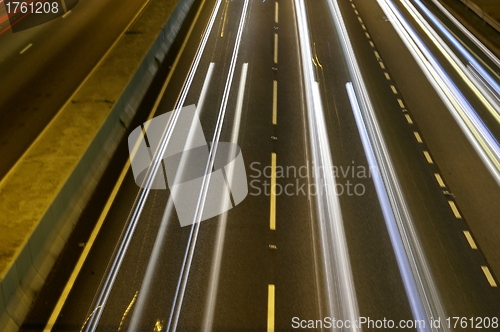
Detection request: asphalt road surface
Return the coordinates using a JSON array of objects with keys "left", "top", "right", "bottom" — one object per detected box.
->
[
  {"left": 19, "top": 0, "right": 500, "bottom": 331},
  {"left": 0, "top": 0, "right": 149, "bottom": 179}
]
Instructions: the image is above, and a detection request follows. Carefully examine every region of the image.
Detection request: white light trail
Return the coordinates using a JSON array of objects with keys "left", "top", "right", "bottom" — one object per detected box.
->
[
  {"left": 378, "top": 0, "right": 500, "bottom": 186},
  {"left": 166, "top": 0, "right": 250, "bottom": 330},
  {"left": 323, "top": 0, "right": 448, "bottom": 330},
  {"left": 81, "top": 1, "right": 225, "bottom": 330},
  {"left": 294, "top": 0, "right": 360, "bottom": 328}
]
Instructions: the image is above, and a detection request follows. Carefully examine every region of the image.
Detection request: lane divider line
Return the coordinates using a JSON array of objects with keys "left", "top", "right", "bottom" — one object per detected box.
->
[
  {"left": 273, "top": 80, "right": 278, "bottom": 125},
  {"left": 369, "top": 41, "right": 375, "bottom": 48},
  {"left": 19, "top": 43, "right": 32, "bottom": 54},
  {"left": 270, "top": 153, "right": 276, "bottom": 230},
  {"left": 448, "top": 200, "right": 462, "bottom": 219},
  {"left": 423, "top": 151, "right": 433, "bottom": 164},
  {"left": 390, "top": 85, "right": 398, "bottom": 94},
  {"left": 365, "top": 32, "right": 371, "bottom": 39},
  {"left": 384, "top": 72, "right": 390, "bottom": 80},
  {"left": 463, "top": 231, "right": 477, "bottom": 249},
  {"left": 62, "top": 10, "right": 72, "bottom": 19},
  {"left": 274, "top": 33, "right": 278, "bottom": 64},
  {"left": 405, "top": 114, "right": 413, "bottom": 124},
  {"left": 481, "top": 266, "right": 498, "bottom": 287},
  {"left": 275, "top": 1, "right": 278, "bottom": 23},
  {"left": 267, "top": 284, "right": 275, "bottom": 332},
  {"left": 434, "top": 173, "right": 445, "bottom": 188},
  {"left": 379, "top": 61, "right": 385, "bottom": 69},
  {"left": 397, "top": 98, "right": 405, "bottom": 108},
  {"left": 43, "top": 160, "right": 131, "bottom": 332},
  {"left": 413, "top": 131, "right": 423, "bottom": 143}
]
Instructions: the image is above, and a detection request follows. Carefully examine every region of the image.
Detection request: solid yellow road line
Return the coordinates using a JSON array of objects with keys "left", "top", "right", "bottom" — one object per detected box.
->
[
  {"left": 273, "top": 81, "right": 278, "bottom": 125},
  {"left": 268, "top": 284, "right": 275, "bottom": 332},
  {"left": 481, "top": 266, "right": 497, "bottom": 287},
  {"left": 270, "top": 153, "right": 276, "bottom": 230},
  {"left": 448, "top": 200, "right": 462, "bottom": 219},
  {"left": 463, "top": 231, "right": 477, "bottom": 249}
]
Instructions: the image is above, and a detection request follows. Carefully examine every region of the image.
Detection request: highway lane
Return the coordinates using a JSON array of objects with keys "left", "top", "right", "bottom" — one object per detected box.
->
[
  {"left": 0, "top": 0, "right": 149, "bottom": 180},
  {"left": 340, "top": 0, "right": 500, "bottom": 322},
  {"left": 22, "top": 0, "right": 500, "bottom": 331}
]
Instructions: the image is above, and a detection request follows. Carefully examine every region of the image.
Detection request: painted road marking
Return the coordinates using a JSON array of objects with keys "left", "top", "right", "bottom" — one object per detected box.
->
[
  {"left": 481, "top": 266, "right": 497, "bottom": 287},
  {"left": 463, "top": 231, "right": 477, "bottom": 249},
  {"left": 397, "top": 98, "right": 405, "bottom": 108},
  {"left": 362, "top": 24, "right": 367, "bottom": 31},
  {"left": 275, "top": 1, "right": 278, "bottom": 23},
  {"left": 351, "top": 3, "right": 356, "bottom": 8},
  {"left": 273, "top": 80, "right": 277, "bottom": 125},
  {"left": 62, "top": 10, "right": 72, "bottom": 19},
  {"left": 355, "top": 10, "right": 360, "bottom": 16},
  {"left": 448, "top": 200, "right": 462, "bottom": 218},
  {"left": 384, "top": 72, "right": 390, "bottom": 80},
  {"left": 434, "top": 173, "right": 445, "bottom": 187},
  {"left": 423, "top": 151, "right": 433, "bottom": 164},
  {"left": 405, "top": 114, "right": 413, "bottom": 124},
  {"left": 365, "top": 32, "right": 371, "bottom": 39},
  {"left": 390, "top": 85, "right": 397, "bottom": 94},
  {"left": 379, "top": 61, "right": 385, "bottom": 69},
  {"left": 374, "top": 51, "right": 380, "bottom": 58},
  {"left": 20, "top": 43, "right": 33, "bottom": 54},
  {"left": 270, "top": 153, "right": 276, "bottom": 230},
  {"left": 414, "top": 131, "right": 422, "bottom": 143},
  {"left": 274, "top": 33, "right": 278, "bottom": 64},
  {"left": 369, "top": 41, "right": 375, "bottom": 48},
  {"left": 268, "top": 285, "right": 275, "bottom": 331}
]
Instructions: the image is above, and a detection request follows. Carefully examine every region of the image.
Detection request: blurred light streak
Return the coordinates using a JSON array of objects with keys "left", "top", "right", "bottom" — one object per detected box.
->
[
  {"left": 347, "top": 83, "right": 441, "bottom": 332},
  {"left": 377, "top": 0, "right": 500, "bottom": 187},
  {"left": 202, "top": 63, "right": 248, "bottom": 332},
  {"left": 407, "top": 0, "right": 500, "bottom": 117},
  {"left": 80, "top": 1, "right": 224, "bottom": 330},
  {"left": 127, "top": 62, "right": 216, "bottom": 332},
  {"left": 166, "top": 0, "right": 249, "bottom": 329},
  {"left": 324, "top": 0, "right": 449, "bottom": 330},
  {"left": 294, "top": 0, "right": 360, "bottom": 329}
]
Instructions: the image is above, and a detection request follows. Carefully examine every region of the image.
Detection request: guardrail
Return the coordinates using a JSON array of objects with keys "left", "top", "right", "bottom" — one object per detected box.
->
[
  {"left": 457, "top": 0, "right": 500, "bottom": 34},
  {"left": 0, "top": 0, "right": 195, "bottom": 330}
]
